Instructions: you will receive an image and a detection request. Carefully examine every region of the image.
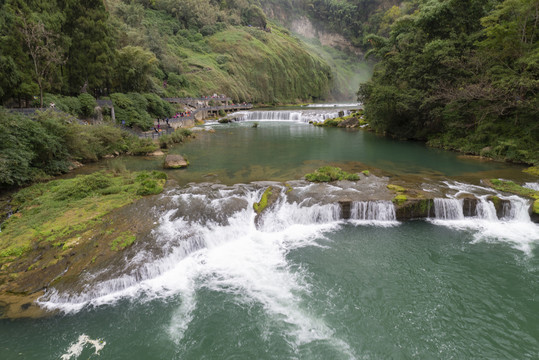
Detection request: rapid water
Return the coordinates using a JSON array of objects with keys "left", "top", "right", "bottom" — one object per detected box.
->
[
  {"left": 1, "top": 112, "right": 538, "bottom": 359},
  {"left": 429, "top": 182, "right": 538, "bottom": 254}
]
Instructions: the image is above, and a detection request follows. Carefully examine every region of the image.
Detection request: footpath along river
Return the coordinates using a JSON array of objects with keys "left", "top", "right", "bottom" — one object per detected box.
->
[{"left": 1, "top": 107, "right": 537, "bottom": 359}]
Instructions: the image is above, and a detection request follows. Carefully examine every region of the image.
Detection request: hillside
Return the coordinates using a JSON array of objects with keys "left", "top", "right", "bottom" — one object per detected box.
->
[
  {"left": 358, "top": 0, "right": 539, "bottom": 165},
  {"left": 0, "top": 0, "right": 333, "bottom": 105}
]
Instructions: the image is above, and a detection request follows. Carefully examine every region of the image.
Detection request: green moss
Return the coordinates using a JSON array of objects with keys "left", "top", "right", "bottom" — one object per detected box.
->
[
  {"left": 253, "top": 187, "right": 273, "bottom": 214},
  {"left": 392, "top": 194, "right": 408, "bottom": 206},
  {"left": 387, "top": 184, "right": 406, "bottom": 193},
  {"left": 305, "top": 166, "right": 359, "bottom": 182},
  {"left": 362, "top": 170, "right": 370, "bottom": 176},
  {"left": 524, "top": 167, "right": 539, "bottom": 177},
  {"left": 533, "top": 200, "right": 539, "bottom": 215},
  {"left": 489, "top": 196, "right": 502, "bottom": 209},
  {"left": 0, "top": 170, "right": 167, "bottom": 263},
  {"left": 110, "top": 232, "right": 136, "bottom": 251},
  {"left": 487, "top": 179, "right": 539, "bottom": 199}
]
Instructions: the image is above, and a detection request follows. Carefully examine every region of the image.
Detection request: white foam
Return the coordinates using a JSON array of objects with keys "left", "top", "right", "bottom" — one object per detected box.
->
[
  {"left": 524, "top": 182, "right": 539, "bottom": 191},
  {"left": 429, "top": 218, "right": 539, "bottom": 255},
  {"left": 60, "top": 334, "right": 106, "bottom": 360}
]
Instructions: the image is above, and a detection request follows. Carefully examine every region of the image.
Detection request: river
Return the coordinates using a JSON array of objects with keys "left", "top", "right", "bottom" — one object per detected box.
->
[{"left": 1, "top": 108, "right": 538, "bottom": 359}]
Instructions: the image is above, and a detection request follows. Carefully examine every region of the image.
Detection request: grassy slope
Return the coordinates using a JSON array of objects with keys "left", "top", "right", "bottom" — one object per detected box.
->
[
  {"left": 127, "top": 8, "right": 333, "bottom": 103},
  {"left": 173, "top": 27, "right": 332, "bottom": 103}
]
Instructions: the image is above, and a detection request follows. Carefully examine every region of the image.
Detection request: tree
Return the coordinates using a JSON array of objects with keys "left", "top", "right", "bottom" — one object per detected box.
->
[
  {"left": 62, "top": 0, "right": 116, "bottom": 96},
  {"left": 18, "top": 14, "right": 66, "bottom": 108},
  {"left": 115, "top": 46, "right": 158, "bottom": 92}
]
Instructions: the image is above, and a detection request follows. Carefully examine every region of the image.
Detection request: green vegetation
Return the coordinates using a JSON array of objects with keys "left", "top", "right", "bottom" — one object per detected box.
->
[
  {"left": 0, "top": 0, "right": 333, "bottom": 106},
  {"left": 0, "top": 109, "right": 159, "bottom": 188},
  {"left": 392, "top": 194, "right": 408, "bottom": 206},
  {"left": 362, "top": 170, "right": 370, "bottom": 176},
  {"left": 253, "top": 187, "right": 273, "bottom": 214},
  {"left": 159, "top": 128, "right": 193, "bottom": 149},
  {"left": 305, "top": 166, "right": 359, "bottom": 182},
  {"left": 110, "top": 93, "right": 174, "bottom": 130},
  {"left": 486, "top": 178, "right": 539, "bottom": 215},
  {"left": 0, "top": 170, "right": 166, "bottom": 263},
  {"left": 486, "top": 179, "right": 539, "bottom": 200},
  {"left": 110, "top": 232, "right": 136, "bottom": 251},
  {"left": 359, "top": 0, "right": 539, "bottom": 164},
  {"left": 524, "top": 167, "right": 539, "bottom": 177},
  {"left": 387, "top": 184, "right": 406, "bottom": 193},
  {"left": 314, "top": 111, "right": 366, "bottom": 127}
]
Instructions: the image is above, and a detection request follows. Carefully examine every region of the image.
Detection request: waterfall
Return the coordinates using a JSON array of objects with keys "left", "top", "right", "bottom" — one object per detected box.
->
[
  {"left": 38, "top": 184, "right": 345, "bottom": 312},
  {"left": 433, "top": 199, "right": 464, "bottom": 220},
  {"left": 499, "top": 196, "right": 531, "bottom": 222},
  {"left": 234, "top": 110, "right": 349, "bottom": 123},
  {"left": 350, "top": 201, "right": 396, "bottom": 221},
  {"left": 524, "top": 182, "right": 539, "bottom": 191},
  {"left": 475, "top": 198, "right": 498, "bottom": 221}
]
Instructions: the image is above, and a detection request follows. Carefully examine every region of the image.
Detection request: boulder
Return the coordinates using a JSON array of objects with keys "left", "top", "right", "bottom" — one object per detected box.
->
[
  {"left": 458, "top": 194, "right": 478, "bottom": 217},
  {"left": 164, "top": 154, "right": 189, "bottom": 169},
  {"left": 337, "top": 116, "right": 359, "bottom": 128},
  {"left": 148, "top": 150, "right": 165, "bottom": 157},
  {"left": 394, "top": 198, "right": 434, "bottom": 220}
]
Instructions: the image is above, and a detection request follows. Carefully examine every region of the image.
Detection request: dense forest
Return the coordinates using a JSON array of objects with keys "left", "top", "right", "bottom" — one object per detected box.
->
[
  {"left": 0, "top": 0, "right": 333, "bottom": 106},
  {"left": 358, "top": 0, "right": 538, "bottom": 164},
  {"left": 1, "top": 0, "right": 537, "bottom": 170}
]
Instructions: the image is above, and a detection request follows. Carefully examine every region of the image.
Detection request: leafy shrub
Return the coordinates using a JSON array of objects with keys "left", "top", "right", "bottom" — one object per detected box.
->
[
  {"left": 129, "top": 138, "right": 159, "bottom": 155},
  {"left": 55, "top": 172, "right": 113, "bottom": 201},
  {"left": 78, "top": 93, "right": 97, "bottom": 117}
]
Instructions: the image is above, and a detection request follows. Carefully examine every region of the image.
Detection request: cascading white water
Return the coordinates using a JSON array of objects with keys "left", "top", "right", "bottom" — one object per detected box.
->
[
  {"left": 37, "top": 184, "right": 345, "bottom": 313},
  {"left": 475, "top": 198, "right": 498, "bottom": 221},
  {"left": 524, "top": 182, "right": 539, "bottom": 191},
  {"left": 433, "top": 199, "right": 464, "bottom": 220},
  {"left": 499, "top": 196, "right": 531, "bottom": 221},
  {"left": 233, "top": 110, "right": 349, "bottom": 123},
  {"left": 350, "top": 201, "right": 396, "bottom": 221},
  {"left": 431, "top": 182, "right": 539, "bottom": 254}
]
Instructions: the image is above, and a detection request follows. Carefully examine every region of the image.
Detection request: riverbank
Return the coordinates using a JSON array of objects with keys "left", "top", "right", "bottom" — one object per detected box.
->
[{"left": 0, "top": 171, "right": 166, "bottom": 318}]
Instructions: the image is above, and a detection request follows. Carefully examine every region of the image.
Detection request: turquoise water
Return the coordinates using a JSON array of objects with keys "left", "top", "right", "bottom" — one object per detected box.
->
[
  {"left": 1, "top": 222, "right": 537, "bottom": 359},
  {"left": 1, "top": 118, "right": 537, "bottom": 359},
  {"left": 92, "top": 121, "right": 519, "bottom": 185}
]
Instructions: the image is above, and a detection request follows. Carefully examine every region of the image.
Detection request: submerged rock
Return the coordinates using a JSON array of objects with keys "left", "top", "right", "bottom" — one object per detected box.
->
[{"left": 164, "top": 154, "right": 189, "bottom": 169}]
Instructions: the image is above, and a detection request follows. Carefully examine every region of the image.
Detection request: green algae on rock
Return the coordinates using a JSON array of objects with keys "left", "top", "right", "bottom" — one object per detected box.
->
[
  {"left": 254, "top": 187, "right": 273, "bottom": 214},
  {"left": 305, "top": 166, "right": 359, "bottom": 182}
]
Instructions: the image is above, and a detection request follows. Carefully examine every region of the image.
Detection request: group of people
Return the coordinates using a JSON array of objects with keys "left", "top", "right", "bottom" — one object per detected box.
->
[{"left": 173, "top": 111, "right": 191, "bottom": 118}]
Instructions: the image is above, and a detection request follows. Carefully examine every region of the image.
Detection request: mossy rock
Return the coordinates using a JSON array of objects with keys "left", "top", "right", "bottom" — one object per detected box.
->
[
  {"left": 362, "top": 170, "right": 370, "bottom": 176},
  {"left": 110, "top": 232, "right": 136, "bottom": 251},
  {"left": 395, "top": 198, "right": 434, "bottom": 220},
  {"left": 533, "top": 199, "right": 539, "bottom": 215},
  {"left": 254, "top": 187, "right": 273, "bottom": 214},
  {"left": 387, "top": 184, "right": 406, "bottom": 193},
  {"left": 392, "top": 194, "right": 407, "bottom": 206},
  {"left": 485, "top": 179, "right": 538, "bottom": 199},
  {"left": 524, "top": 167, "right": 539, "bottom": 177},
  {"left": 305, "top": 166, "right": 359, "bottom": 182},
  {"left": 164, "top": 154, "right": 189, "bottom": 169}
]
